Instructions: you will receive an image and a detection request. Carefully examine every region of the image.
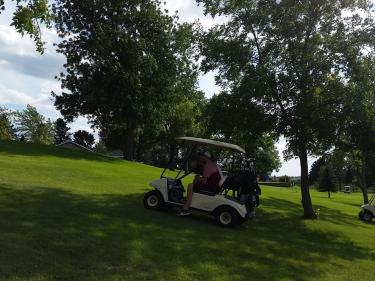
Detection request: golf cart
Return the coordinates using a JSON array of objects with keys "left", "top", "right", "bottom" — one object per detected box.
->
[
  {"left": 143, "top": 137, "right": 261, "bottom": 227},
  {"left": 359, "top": 193, "right": 375, "bottom": 222}
]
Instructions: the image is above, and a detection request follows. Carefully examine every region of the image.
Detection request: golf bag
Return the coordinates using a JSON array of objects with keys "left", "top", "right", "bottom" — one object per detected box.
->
[{"left": 221, "top": 169, "right": 261, "bottom": 210}]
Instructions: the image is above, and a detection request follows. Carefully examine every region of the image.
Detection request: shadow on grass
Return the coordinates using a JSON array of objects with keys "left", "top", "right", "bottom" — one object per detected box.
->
[
  {"left": 0, "top": 185, "right": 374, "bottom": 281},
  {"left": 261, "top": 196, "right": 367, "bottom": 227},
  {"left": 0, "top": 140, "right": 119, "bottom": 163}
]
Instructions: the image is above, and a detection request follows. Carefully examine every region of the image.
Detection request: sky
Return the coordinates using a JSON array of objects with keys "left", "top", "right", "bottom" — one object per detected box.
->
[{"left": 0, "top": 0, "right": 308, "bottom": 176}]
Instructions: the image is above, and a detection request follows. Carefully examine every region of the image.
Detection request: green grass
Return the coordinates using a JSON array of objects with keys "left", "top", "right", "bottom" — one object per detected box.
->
[{"left": 0, "top": 140, "right": 374, "bottom": 281}]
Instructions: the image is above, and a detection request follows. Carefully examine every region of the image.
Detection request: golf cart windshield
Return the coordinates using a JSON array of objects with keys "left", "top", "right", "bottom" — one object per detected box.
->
[{"left": 160, "top": 137, "right": 246, "bottom": 180}]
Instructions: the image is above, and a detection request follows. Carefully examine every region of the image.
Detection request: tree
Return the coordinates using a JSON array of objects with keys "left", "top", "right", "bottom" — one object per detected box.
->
[
  {"left": 0, "top": 107, "right": 13, "bottom": 140},
  {"left": 15, "top": 105, "right": 54, "bottom": 144},
  {"left": 54, "top": 118, "right": 71, "bottom": 144},
  {"left": 203, "top": 91, "right": 281, "bottom": 177},
  {"left": 329, "top": 149, "right": 347, "bottom": 191},
  {"left": 73, "top": 130, "right": 94, "bottom": 149},
  {"left": 309, "top": 157, "right": 326, "bottom": 185},
  {"left": 317, "top": 166, "right": 338, "bottom": 199},
  {"left": 0, "top": 0, "right": 53, "bottom": 53},
  {"left": 52, "top": 0, "right": 198, "bottom": 160},
  {"left": 197, "top": 0, "right": 374, "bottom": 218},
  {"left": 335, "top": 58, "right": 375, "bottom": 204}
]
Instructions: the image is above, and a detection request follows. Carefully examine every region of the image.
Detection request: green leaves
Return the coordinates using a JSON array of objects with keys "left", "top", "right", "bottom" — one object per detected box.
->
[
  {"left": 15, "top": 105, "right": 54, "bottom": 144},
  {"left": 7, "top": 0, "right": 53, "bottom": 53},
  {"left": 52, "top": 0, "right": 199, "bottom": 159}
]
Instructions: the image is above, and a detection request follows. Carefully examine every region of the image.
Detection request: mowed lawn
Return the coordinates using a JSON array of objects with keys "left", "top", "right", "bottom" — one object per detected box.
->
[{"left": 0, "top": 141, "right": 374, "bottom": 281}]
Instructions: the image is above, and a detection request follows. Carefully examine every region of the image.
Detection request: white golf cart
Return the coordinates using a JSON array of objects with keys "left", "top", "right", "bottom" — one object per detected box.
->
[
  {"left": 359, "top": 193, "right": 375, "bottom": 222},
  {"left": 143, "top": 137, "right": 261, "bottom": 227}
]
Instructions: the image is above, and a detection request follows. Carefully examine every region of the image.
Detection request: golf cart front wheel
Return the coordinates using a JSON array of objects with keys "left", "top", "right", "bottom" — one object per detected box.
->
[
  {"left": 144, "top": 190, "right": 164, "bottom": 210},
  {"left": 214, "top": 206, "right": 241, "bottom": 227},
  {"left": 361, "top": 210, "right": 373, "bottom": 222}
]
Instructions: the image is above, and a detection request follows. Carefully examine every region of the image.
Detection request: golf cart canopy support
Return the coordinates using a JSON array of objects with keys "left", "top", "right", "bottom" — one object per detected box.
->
[{"left": 176, "top": 137, "right": 246, "bottom": 154}]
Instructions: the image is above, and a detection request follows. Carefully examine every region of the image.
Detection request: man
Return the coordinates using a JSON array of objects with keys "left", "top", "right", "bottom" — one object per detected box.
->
[{"left": 177, "top": 150, "right": 222, "bottom": 216}]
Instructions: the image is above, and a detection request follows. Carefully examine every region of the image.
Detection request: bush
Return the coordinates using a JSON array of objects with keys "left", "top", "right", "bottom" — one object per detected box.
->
[{"left": 259, "top": 182, "right": 291, "bottom": 187}]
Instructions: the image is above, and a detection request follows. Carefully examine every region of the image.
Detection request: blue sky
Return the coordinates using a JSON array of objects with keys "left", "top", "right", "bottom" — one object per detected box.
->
[{"left": 0, "top": 0, "right": 309, "bottom": 176}]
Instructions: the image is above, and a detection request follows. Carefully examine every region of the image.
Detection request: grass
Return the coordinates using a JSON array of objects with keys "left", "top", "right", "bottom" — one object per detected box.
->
[{"left": 0, "top": 140, "right": 374, "bottom": 281}]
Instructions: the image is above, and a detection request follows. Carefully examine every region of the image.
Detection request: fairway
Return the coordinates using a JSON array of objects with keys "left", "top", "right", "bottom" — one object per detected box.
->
[{"left": 0, "top": 140, "right": 374, "bottom": 281}]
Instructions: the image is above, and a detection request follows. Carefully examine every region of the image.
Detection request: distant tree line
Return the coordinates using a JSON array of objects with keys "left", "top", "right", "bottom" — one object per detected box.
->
[
  {"left": 0, "top": 105, "right": 95, "bottom": 149},
  {"left": 309, "top": 150, "right": 375, "bottom": 200}
]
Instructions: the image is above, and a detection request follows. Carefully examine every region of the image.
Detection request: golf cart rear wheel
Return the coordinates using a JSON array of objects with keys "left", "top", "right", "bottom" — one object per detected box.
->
[
  {"left": 362, "top": 210, "right": 373, "bottom": 222},
  {"left": 214, "top": 206, "right": 241, "bottom": 227},
  {"left": 144, "top": 190, "right": 164, "bottom": 210},
  {"left": 358, "top": 210, "right": 365, "bottom": 220}
]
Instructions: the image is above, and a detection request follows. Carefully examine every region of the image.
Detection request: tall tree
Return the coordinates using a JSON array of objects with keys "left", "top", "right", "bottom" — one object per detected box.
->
[
  {"left": 15, "top": 105, "right": 54, "bottom": 144},
  {"left": 0, "top": 107, "right": 13, "bottom": 140},
  {"left": 73, "top": 130, "right": 95, "bottom": 149},
  {"left": 317, "top": 165, "right": 338, "bottom": 199},
  {"left": 52, "top": 0, "right": 197, "bottom": 160},
  {"left": 197, "top": 0, "right": 374, "bottom": 218},
  {"left": 309, "top": 157, "right": 326, "bottom": 185},
  {"left": 54, "top": 118, "right": 71, "bottom": 144},
  {"left": 0, "top": 0, "right": 53, "bottom": 53},
  {"left": 329, "top": 149, "right": 347, "bottom": 192},
  {"left": 336, "top": 58, "right": 375, "bottom": 203}
]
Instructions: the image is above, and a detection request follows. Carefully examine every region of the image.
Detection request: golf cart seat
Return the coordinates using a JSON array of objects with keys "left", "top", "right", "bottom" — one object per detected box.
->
[
  {"left": 194, "top": 176, "right": 228, "bottom": 196},
  {"left": 195, "top": 189, "right": 217, "bottom": 196}
]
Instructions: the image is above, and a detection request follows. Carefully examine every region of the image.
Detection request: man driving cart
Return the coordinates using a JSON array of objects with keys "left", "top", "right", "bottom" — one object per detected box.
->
[{"left": 178, "top": 150, "right": 222, "bottom": 216}]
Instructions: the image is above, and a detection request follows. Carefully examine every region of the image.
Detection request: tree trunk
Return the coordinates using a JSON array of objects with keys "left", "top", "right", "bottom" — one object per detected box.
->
[
  {"left": 299, "top": 143, "right": 317, "bottom": 219},
  {"left": 328, "top": 190, "right": 331, "bottom": 199},
  {"left": 357, "top": 169, "right": 369, "bottom": 204},
  {"left": 353, "top": 152, "right": 369, "bottom": 204},
  {"left": 123, "top": 127, "right": 135, "bottom": 160}
]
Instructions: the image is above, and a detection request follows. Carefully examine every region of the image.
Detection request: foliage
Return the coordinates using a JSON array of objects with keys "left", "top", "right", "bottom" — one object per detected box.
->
[
  {"left": 197, "top": 0, "right": 375, "bottom": 218},
  {"left": 73, "top": 130, "right": 95, "bottom": 149},
  {"left": 203, "top": 92, "right": 281, "bottom": 177},
  {"left": 318, "top": 165, "right": 338, "bottom": 198},
  {"left": 93, "top": 139, "right": 107, "bottom": 154},
  {"left": 258, "top": 181, "right": 291, "bottom": 188},
  {"left": 309, "top": 157, "right": 326, "bottom": 185},
  {"left": 15, "top": 104, "right": 54, "bottom": 144},
  {"left": 277, "top": 175, "right": 290, "bottom": 183},
  {"left": 328, "top": 149, "right": 347, "bottom": 191},
  {"left": 339, "top": 58, "right": 375, "bottom": 203},
  {"left": 52, "top": 0, "right": 199, "bottom": 160},
  {"left": 0, "top": 0, "right": 53, "bottom": 53},
  {"left": 0, "top": 107, "right": 13, "bottom": 140},
  {"left": 54, "top": 117, "right": 71, "bottom": 144},
  {"left": 344, "top": 166, "right": 353, "bottom": 185}
]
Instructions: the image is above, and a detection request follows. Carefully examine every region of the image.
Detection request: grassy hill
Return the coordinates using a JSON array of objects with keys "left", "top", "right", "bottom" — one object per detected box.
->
[{"left": 0, "top": 140, "right": 374, "bottom": 281}]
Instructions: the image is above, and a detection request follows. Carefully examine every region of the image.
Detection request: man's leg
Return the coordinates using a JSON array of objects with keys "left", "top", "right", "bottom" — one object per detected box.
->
[
  {"left": 177, "top": 182, "right": 195, "bottom": 216},
  {"left": 183, "top": 183, "right": 194, "bottom": 210}
]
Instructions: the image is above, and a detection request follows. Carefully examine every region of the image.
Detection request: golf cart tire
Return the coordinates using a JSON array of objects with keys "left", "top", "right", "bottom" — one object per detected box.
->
[
  {"left": 214, "top": 206, "right": 241, "bottom": 227},
  {"left": 359, "top": 210, "right": 365, "bottom": 220},
  {"left": 361, "top": 210, "right": 373, "bottom": 222},
  {"left": 144, "top": 190, "right": 164, "bottom": 210}
]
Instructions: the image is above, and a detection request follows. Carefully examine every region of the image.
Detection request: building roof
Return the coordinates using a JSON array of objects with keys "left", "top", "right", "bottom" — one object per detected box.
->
[{"left": 56, "top": 141, "right": 94, "bottom": 153}]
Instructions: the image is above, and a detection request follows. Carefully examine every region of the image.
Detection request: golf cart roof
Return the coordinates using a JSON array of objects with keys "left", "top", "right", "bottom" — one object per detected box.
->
[{"left": 177, "top": 137, "right": 246, "bottom": 154}]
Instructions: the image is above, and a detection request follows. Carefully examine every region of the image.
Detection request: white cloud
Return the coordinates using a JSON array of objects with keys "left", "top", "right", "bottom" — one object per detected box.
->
[
  {"left": 0, "top": 83, "right": 35, "bottom": 104},
  {"left": 0, "top": 82, "right": 54, "bottom": 110},
  {"left": 163, "top": 0, "right": 227, "bottom": 30},
  {"left": 0, "top": 25, "right": 37, "bottom": 57},
  {"left": 272, "top": 137, "right": 317, "bottom": 176}
]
